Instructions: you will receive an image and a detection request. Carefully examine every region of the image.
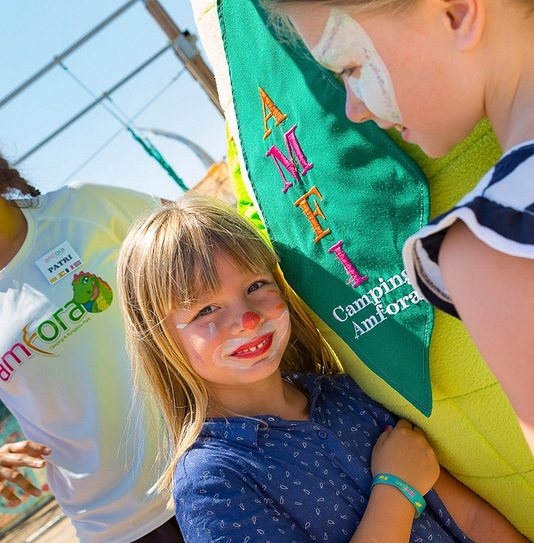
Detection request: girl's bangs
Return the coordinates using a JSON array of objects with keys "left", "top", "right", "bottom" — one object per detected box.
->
[{"left": 181, "top": 231, "right": 278, "bottom": 308}]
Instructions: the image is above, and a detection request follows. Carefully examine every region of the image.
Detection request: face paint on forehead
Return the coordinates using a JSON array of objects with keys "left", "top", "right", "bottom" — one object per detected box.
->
[{"left": 311, "top": 7, "right": 402, "bottom": 125}]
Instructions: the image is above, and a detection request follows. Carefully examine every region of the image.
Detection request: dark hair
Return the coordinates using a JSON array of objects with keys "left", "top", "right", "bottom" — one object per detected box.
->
[{"left": 0, "top": 153, "right": 40, "bottom": 201}]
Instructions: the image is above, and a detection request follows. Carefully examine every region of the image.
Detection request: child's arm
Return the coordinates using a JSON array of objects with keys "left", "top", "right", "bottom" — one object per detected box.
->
[
  {"left": 440, "top": 220, "right": 534, "bottom": 454},
  {"left": 349, "top": 419, "right": 440, "bottom": 543},
  {"left": 350, "top": 419, "right": 529, "bottom": 543},
  {"left": 433, "top": 468, "right": 530, "bottom": 542}
]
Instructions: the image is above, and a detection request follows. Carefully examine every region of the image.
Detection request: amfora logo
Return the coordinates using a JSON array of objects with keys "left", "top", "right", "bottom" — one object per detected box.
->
[{"left": 0, "top": 272, "right": 113, "bottom": 382}]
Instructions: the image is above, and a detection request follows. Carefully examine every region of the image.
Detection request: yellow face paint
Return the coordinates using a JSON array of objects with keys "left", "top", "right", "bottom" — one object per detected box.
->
[{"left": 0, "top": 197, "right": 26, "bottom": 242}]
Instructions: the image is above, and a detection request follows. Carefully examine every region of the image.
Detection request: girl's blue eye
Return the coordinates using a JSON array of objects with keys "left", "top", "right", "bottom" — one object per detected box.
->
[
  {"left": 196, "top": 305, "right": 216, "bottom": 318},
  {"left": 247, "top": 281, "right": 265, "bottom": 294}
]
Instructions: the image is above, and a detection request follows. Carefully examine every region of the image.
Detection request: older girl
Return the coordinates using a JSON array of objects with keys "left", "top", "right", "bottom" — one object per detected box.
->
[{"left": 263, "top": 0, "right": 534, "bottom": 455}]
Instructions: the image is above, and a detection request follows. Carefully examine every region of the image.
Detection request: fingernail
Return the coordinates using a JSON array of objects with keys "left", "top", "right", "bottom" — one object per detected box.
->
[
  {"left": 32, "top": 489, "right": 42, "bottom": 497},
  {"left": 385, "top": 425, "right": 393, "bottom": 430},
  {"left": 12, "top": 498, "right": 21, "bottom": 505}
]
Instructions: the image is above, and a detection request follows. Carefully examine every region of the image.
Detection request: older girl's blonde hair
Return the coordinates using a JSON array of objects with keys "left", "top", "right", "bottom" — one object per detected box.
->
[
  {"left": 264, "top": 0, "right": 534, "bottom": 32},
  {"left": 262, "top": 0, "right": 419, "bottom": 35},
  {"left": 117, "top": 191, "right": 340, "bottom": 493}
]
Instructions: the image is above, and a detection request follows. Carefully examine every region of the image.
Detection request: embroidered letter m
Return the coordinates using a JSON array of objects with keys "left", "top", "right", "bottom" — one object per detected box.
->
[{"left": 266, "top": 125, "right": 313, "bottom": 193}]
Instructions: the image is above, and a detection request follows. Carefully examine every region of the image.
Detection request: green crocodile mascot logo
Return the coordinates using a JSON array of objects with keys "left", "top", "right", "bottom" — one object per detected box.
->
[{"left": 71, "top": 272, "right": 113, "bottom": 313}]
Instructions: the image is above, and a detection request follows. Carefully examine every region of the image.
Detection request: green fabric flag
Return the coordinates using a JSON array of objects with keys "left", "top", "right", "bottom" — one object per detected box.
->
[{"left": 219, "top": 0, "right": 434, "bottom": 415}]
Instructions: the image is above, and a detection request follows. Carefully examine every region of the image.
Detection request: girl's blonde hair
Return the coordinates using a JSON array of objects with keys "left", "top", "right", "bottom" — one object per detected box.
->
[
  {"left": 263, "top": 0, "right": 419, "bottom": 33},
  {"left": 117, "top": 191, "right": 340, "bottom": 493},
  {"left": 264, "top": 0, "right": 534, "bottom": 29}
]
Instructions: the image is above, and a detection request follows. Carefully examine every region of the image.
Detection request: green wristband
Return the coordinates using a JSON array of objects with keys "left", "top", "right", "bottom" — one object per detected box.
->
[{"left": 371, "top": 474, "right": 426, "bottom": 517}]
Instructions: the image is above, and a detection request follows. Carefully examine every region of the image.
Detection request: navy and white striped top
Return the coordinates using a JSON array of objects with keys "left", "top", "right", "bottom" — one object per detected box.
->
[
  {"left": 174, "top": 373, "right": 471, "bottom": 542},
  {"left": 404, "top": 140, "right": 534, "bottom": 318}
]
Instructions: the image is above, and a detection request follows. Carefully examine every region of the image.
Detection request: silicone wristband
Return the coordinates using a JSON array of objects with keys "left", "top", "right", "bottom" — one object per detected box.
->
[{"left": 371, "top": 474, "right": 426, "bottom": 517}]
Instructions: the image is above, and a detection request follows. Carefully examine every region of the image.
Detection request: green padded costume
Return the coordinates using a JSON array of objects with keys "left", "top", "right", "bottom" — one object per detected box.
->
[{"left": 190, "top": 0, "right": 534, "bottom": 536}]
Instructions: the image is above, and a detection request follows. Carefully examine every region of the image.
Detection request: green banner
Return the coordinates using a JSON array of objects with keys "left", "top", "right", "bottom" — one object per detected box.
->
[{"left": 219, "top": 0, "right": 434, "bottom": 415}]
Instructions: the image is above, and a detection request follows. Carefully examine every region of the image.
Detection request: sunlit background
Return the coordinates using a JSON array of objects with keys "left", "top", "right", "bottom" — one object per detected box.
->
[{"left": 0, "top": 0, "right": 227, "bottom": 201}]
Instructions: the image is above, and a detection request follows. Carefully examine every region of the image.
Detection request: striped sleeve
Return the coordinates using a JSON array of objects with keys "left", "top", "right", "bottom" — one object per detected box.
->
[{"left": 403, "top": 140, "right": 534, "bottom": 318}]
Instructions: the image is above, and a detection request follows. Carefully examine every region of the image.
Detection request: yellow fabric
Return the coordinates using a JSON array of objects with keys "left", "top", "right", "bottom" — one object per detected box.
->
[{"left": 228, "top": 119, "right": 534, "bottom": 538}]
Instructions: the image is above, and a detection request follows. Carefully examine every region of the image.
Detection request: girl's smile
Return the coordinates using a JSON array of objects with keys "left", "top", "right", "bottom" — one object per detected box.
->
[
  {"left": 230, "top": 333, "right": 273, "bottom": 357},
  {"left": 211, "top": 309, "right": 290, "bottom": 369}
]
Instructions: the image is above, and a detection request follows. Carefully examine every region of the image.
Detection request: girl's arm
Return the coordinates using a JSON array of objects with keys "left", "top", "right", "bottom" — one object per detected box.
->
[
  {"left": 351, "top": 419, "right": 530, "bottom": 543},
  {"left": 433, "top": 469, "right": 530, "bottom": 542},
  {"left": 348, "top": 484, "right": 418, "bottom": 543},
  {"left": 349, "top": 419, "right": 440, "bottom": 543},
  {"left": 440, "top": 221, "right": 534, "bottom": 454}
]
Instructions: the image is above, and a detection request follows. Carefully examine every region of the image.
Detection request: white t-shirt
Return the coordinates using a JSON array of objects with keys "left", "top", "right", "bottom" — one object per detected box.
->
[{"left": 0, "top": 182, "right": 173, "bottom": 542}]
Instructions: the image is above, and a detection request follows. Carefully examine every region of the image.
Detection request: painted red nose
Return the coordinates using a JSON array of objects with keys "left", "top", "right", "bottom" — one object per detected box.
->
[{"left": 242, "top": 312, "right": 260, "bottom": 330}]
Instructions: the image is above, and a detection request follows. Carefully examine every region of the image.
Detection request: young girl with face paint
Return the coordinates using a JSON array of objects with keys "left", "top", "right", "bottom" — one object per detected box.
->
[
  {"left": 117, "top": 192, "right": 527, "bottom": 543},
  {"left": 265, "top": 0, "right": 534, "bottom": 456}
]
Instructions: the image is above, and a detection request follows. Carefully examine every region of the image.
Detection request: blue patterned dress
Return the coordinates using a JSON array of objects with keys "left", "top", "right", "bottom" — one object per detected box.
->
[{"left": 174, "top": 374, "right": 472, "bottom": 542}]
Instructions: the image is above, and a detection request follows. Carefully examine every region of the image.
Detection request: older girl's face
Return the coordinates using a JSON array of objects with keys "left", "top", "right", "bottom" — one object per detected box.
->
[
  {"left": 288, "top": 3, "right": 483, "bottom": 158},
  {"left": 168, "top": 253, "right": 291, "bottom": 388}
]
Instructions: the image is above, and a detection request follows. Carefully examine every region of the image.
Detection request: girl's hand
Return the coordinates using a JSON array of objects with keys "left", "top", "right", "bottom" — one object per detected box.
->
[
  {"left": 0, "top": 440, "right": 51, "bottom": 505},
  {"left": 371, "top": 419, "right": 439, "bottom": 496}
]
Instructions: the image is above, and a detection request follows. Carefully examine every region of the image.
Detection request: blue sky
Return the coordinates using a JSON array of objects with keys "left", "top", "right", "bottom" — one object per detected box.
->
[{"left": 0, "top": 0, "right": 227, "bottom": 200}]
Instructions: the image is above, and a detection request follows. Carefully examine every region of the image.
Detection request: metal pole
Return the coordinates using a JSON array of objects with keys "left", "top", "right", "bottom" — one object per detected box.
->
[
  {"left": 142, "top": 0, "right": 223, "bottom": 115},
  {"left": 0, "top": 0, "right": 139, "bottom": 110},
  {"left": 14, "top": 44, "right": 171, "bottom": 166}
]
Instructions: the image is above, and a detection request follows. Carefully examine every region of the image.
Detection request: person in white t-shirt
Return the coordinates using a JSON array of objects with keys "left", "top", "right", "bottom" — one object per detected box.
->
[{"left": 0, "top": 152, "right": 183, "bottom": 543}]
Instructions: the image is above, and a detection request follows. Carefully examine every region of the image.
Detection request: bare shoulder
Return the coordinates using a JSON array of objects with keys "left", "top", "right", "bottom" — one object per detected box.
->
[
  {"left": 439, "top": 220, "right": 534, "bottom": 345},
  {"left": 439, "top": 220, "right": 534, "bottom": 451}
]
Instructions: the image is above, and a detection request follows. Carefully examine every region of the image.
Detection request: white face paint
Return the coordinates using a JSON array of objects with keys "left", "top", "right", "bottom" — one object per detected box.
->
[
  {"left": 207, "top": 322, "right": 217, "bottom": 337},
  {"left": 176, "top": 320, "right": 222, "bottom": 335},
  {"left": 169, "top": 256, "right": 292, "bottom": 385},
  {"left": 211, "top": 308, "right": 290, "bottom": 370},
  {"left": 311, "top": 7, "right": 402, "bottom": 124}
]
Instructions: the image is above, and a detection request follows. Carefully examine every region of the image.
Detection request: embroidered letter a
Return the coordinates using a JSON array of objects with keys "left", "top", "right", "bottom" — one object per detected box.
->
[{"left": 259, "top": 87, "right": 287, "bottom": 140}]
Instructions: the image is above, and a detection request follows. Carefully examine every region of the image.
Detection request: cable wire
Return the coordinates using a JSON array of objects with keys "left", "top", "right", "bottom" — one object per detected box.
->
[
  {"left": 58, "top": 68, "right": 187, "bottom": 187},
  {"left": 14, "top": 43, "right": 171, "bottom": 166},
  {"left": 0, "top": 0, "right": 139, "bottom": 110}
]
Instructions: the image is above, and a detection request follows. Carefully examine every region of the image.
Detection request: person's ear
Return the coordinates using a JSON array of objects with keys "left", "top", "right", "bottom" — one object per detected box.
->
[{"left": 441, "top": 0, "right": 484, "bottom": 50}]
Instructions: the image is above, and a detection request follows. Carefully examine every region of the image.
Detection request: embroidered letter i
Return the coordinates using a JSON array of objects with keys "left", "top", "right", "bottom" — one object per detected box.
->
[{"left": 329, "top": 240, "right": 368, "bottom": 288}]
